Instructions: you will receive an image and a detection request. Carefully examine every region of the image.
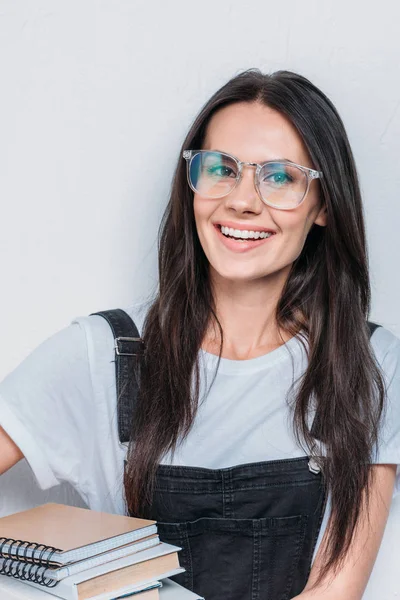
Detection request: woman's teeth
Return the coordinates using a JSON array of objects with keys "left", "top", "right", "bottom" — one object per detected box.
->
[{"left": 220, "top": 225, "right": 273, "bottom": 240}]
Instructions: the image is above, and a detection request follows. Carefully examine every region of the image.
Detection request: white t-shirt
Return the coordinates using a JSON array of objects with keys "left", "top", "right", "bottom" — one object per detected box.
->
[{"left": 0, "top": 302, "right": 399, "bottom": 566}]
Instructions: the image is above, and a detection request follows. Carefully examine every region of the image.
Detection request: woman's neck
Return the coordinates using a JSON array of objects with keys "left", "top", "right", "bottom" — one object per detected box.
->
[{"left": 202, "top": 268, "right": 293, "bottom": 360}]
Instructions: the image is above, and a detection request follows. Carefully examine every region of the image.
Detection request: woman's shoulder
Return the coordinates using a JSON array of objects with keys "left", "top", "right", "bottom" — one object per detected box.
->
[
  {"left": 370, "top": 323, "right": 400, "bottom": 359},
  {"left": 72, "top": 300, "right": 150, "bottom": 345},
  {"left": 67, "top": 302, "right": 151, "bottom": 380},
  {"left": 369, "top": 323, "right": 400, "bottom": 387}
]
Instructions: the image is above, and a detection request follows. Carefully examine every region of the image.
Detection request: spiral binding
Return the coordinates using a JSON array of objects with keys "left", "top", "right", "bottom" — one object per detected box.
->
[{"left": 0, "top": 538, "right": 61, "bottom": 587}]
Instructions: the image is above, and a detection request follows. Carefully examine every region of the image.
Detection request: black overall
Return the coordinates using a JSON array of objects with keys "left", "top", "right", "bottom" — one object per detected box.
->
[{"left": 92, "top": 309, "right": 380, "bottom": 600}]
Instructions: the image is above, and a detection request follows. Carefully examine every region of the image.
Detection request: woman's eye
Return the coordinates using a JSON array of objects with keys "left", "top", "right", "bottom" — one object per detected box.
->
[
  {"left": 264, "top": 171, "right": 292, "bottom": 185},
  {"left": 207, "top": 165, "right": 236, "bottom": 178}
]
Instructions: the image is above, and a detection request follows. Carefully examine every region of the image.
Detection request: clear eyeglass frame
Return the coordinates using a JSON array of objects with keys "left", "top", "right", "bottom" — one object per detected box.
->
[{"left": 182, "top": 149, "right": 324, "bottom": 210}]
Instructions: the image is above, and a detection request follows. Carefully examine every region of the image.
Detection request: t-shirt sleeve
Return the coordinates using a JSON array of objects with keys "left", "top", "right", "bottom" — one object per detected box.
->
[
  {"left": 370, "top": 326, "right": 400, "bottom": 494},
  {"left": 0, "top": 321, "right": 95, "bottom": 492}
]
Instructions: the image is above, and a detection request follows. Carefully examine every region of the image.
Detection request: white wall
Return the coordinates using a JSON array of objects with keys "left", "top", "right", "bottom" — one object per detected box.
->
[{"left": 0, "top": 1, "right": 399, "bottom": 597}]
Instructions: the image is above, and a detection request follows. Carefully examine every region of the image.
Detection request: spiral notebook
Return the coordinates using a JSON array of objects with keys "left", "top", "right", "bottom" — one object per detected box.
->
[
  {"left": 0, "top": 534, "right": 160, "bottom": 582},
  {"left": 0, "top": 503, "right": 157, "bottom": 566},
  {"left": 11, "top": 543, "right": 183, "bottom": 600}
]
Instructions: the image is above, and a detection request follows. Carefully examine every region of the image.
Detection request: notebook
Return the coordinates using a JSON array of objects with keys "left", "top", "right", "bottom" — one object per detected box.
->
[
  {"left": 0, "top": 534, "right": 160, "bottom": 581},
  {"left": 21, "top": 542, "right": 183, "bottom": 600},
  {"left": 0, "top": 503, "right": 157, "bottom": 565}
]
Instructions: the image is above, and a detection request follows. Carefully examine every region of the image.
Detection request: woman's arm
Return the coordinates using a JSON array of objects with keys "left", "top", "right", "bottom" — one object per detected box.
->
[
  {"left": 0, "top": 425, "right": 23, "bottom": 475},
  {"left": 293, "top": 463, "right": 397, "bottom": 600}
]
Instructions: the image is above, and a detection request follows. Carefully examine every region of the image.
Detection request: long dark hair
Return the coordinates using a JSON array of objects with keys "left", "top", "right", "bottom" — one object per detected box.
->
[{"left": 124, "top": 69, "right": 386, "bottom": 588}]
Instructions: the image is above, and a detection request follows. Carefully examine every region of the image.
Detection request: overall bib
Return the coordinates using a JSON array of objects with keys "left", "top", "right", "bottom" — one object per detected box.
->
[{"left": 92, "top": 309, "right": 380, "bottom": 599}]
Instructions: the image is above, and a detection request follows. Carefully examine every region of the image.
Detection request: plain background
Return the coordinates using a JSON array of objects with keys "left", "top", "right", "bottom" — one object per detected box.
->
[{"left": 0, "top": 1, "right": 399, "bottom": 597}]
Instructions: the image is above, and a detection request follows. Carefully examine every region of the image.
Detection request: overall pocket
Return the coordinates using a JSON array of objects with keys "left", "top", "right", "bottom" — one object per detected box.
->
[{"left": 157, "top": 514, "right": 308, "bottom": 600}]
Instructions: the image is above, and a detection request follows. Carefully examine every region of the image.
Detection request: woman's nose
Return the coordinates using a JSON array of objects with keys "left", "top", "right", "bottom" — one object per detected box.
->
[{"left": 224, "top": 164, "right": 264, "bottom": 213}]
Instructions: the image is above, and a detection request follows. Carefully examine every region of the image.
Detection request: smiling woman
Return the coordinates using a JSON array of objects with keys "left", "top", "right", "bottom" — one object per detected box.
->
[{"left": 0, "top": 69, "right": 399, "bottom": 600}]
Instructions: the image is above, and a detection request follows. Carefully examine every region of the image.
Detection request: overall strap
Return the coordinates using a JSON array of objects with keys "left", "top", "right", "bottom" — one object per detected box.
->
[
  {"left": 367, "top": 321, "right": 381, "bottom": 337},
  {"left": 90, "top": 308, "right": 144, "bottom": 443}
]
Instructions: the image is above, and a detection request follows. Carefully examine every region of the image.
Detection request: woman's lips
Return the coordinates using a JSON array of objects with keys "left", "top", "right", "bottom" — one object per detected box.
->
[{"left": 214, "top": 224, "right": 276, "bottom": 253}]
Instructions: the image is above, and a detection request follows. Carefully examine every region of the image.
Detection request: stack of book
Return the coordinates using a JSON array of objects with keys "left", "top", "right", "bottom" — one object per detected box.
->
[{"left": 0, "top": 503, "right": 203, "bottom": 600}]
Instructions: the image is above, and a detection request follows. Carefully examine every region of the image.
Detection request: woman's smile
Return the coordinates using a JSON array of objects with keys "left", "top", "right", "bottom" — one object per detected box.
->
[{"left": 213, "top": 222, "right": 277, "bottom": 253}]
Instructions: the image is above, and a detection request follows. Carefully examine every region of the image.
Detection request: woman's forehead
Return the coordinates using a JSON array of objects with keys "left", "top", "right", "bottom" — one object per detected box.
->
[{"left": 203, "top": 102, "right": 311, "bottom": 166}]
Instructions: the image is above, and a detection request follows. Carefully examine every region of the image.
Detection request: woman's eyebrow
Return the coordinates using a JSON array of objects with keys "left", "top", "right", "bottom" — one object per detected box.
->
[
  {"left": 259, "top": 156, "right": 294, "bottom": 163},
  {"left": 236, "top": 153, "right": 297, "bottom": 163},
  {"left": 207, "top": 148, "right": 298, "bottom": 164}
]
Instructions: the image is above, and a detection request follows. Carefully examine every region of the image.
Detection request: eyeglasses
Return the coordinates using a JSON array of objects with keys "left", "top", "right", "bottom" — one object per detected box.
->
[{"left": 182, "top": 149, "right": 323, "bottom": 210}]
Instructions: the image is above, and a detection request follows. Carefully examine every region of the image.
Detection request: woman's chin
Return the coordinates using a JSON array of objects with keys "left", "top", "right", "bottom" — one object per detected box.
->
[{"left": 209, "top": 263, "right": 270, "bottom": 285}]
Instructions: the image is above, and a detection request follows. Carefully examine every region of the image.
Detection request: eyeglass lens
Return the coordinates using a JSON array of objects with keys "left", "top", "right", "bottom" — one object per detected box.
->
[{"left": 188, "top": 151, "right": 308, "bottom": 208}]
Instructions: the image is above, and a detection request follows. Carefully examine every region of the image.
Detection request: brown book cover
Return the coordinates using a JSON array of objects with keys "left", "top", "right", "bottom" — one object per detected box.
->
[
  {"left": 0, "top": 503, "right": 157, "bottom": 565},
  {"left": 0, "top": 573, "right": 163, "bottom": 599},
  {"left": 77, "top": 551, "right": 180, "bottom": 599}
]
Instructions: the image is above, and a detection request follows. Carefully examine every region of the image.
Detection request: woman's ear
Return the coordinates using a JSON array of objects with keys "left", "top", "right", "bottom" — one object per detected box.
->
[{"left": 314, "top": 204, "right": 327, "bottom": 227}]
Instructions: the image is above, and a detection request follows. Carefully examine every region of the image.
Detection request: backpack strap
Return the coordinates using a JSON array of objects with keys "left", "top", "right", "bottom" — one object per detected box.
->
[{"left": 90, "top": 308, "right": 144, "bottom": 443}]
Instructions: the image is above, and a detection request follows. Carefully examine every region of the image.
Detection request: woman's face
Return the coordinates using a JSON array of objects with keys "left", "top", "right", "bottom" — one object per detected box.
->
[{"left": 193, "top": 101, "right": 327, "bottom": 286}]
